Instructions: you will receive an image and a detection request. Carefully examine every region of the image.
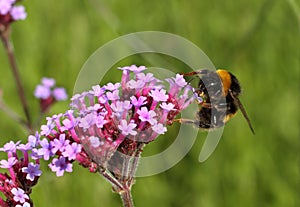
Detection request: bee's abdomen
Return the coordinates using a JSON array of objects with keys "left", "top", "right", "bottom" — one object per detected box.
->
[{"left": 195, "top": 107, "right": 227, "bottom": 129}]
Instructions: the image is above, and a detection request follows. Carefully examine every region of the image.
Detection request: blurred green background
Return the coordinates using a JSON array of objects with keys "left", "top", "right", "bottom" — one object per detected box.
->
[{"left": 0, "top": 0, "right": 299, "bottom": 206}]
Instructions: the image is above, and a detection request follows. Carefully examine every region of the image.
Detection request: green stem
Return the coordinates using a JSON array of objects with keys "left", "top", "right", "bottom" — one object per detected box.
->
[
  {"left": 0, "top": 97, "right": 28, "bottom": 130},
  {"left": 0, "top": 29, "right": 32, "bottom": 131}
]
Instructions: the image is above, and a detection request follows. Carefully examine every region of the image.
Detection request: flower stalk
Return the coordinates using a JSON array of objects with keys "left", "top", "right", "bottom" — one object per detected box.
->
[
  {"left": 120, "top": 188, "right": 134, "bottom": 207},
  {"left": 0, "top": 28, "right": 32, "bottom": 131}
]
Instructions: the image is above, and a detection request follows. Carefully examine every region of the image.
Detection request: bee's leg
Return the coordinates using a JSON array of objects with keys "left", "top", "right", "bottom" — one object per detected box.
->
[
  {"left": 180, "top": 70, "right": 210, "bottom": 76},
  {"left": 179, "top": 71, "right": 200, "bottom": 76},
  {"left": 173, "top": 118, "right": 196, "bottom": 125}
]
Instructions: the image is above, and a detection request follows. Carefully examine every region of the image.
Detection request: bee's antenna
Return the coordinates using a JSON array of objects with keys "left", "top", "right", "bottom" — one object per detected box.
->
[{"left": 229, "top": 90, "right": 255, "bottom": 135}]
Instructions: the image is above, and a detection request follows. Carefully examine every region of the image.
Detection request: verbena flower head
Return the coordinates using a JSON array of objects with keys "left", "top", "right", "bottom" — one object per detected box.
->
[
  {"left": 0, "top": 0, "right": 26, "bottom": 32},
  {"left": 0, "top": 135, "right": 41, "bottom": 206},
  {"left": 71, "top": 65, "right": 195, "bottom": 172},
  {"left": 34, "top": 77, "right": 68, "bottom": 112},
  {"left": 36, "top": 111, "right": 97, "bottom": 174}
]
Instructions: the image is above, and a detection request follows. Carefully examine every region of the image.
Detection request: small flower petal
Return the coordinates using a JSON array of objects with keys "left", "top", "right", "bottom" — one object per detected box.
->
[
  {"left": 118, "top": 120, "right": 137, "bottom": 136},
  {"left": 53, "top": 87, "right": 68, "bottom": 101},
  {"left": 11, "top": 5, "right": 27, "bottom": 20}
]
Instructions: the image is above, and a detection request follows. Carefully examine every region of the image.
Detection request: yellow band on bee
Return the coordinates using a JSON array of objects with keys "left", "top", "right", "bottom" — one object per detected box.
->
[{"left": 216, "top": 69, "right": 231, "bottom": 96}]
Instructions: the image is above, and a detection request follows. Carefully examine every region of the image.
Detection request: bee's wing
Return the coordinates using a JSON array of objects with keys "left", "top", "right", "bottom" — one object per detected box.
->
[{"left": 199, "top": 128, "right": 224, "bottom": 162}]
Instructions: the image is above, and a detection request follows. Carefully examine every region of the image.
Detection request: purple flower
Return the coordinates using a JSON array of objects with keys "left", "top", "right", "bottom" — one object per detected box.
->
[
  {"left": 61, "top": 118, "right": 76, "bottom": 131},
  {"left": 16, "top": 202, "right": 31, "bottom": 207},
  {"left": 160, "top": 102, "right": 175, "bottom": 111},
  {"left": 91, "top": 85, "right": 104, "bottom": 96},
  {"left": 0, "top": 0, "right": 12, "bottom": 15},
  {"left": 91, "top": 104, "right": 101, "bottom": 111},
  {"left": 89, "top": 136, "right": 102, "bottom": 148},
  {"left": 30, "top": 148, "right": 41, "bottom": 160},
  {"left": 127, "top": 79, "right": 145, "bottom": 89},
  {"left": 41, "top": 77, "right": 55, "bottom": 87},
  {"left": 48, "top": 157, "right": 73, "bottom": 177},
  {"left": 137, "top": 107, "right": 157, "bottom": 125},
  {"left": 10, "top": 5, "right": 27, "bottom": 20},
  {"left": 95, "top": 115, "right": 108, "bottom": 128},
  {"left": 27, "top": 133, "right": 40, "bottom": 148},
  {"left": 11, "top": 188, "right": 29, "bottom": 204},
  {"left": 40, "top": 121, "right": 55, "bottom": 136},
  {"left": 111, "top": 101, "right": 125, "bottom": 113},
  {"left": 53, "top": 87, "right": 68, "bottom": 101},
  {"left": 130, "top": 96, "right": 147, "bottom": 107},
  {"left": 122, "top": 100, "right": 132, "bottom": 110},
  {"left": 173, "top": 74, "right": 187, "bottom": 87},
  {"left": 71, "top": 93, "right": 82, "bottom": 102},
  {"left": 37, "top": 138, "right": 52, "bottom": 160},
  {"left": 106, "top": 90, "right": 119, "bottom": 101},
  {"left": 78, "top": 113, "right": 96, "bottom": 130},
  {"left": 0, "top": 157, "right": 17, "bottom": 168},
  {"left": 104, "top": 82, "right": 121, "bottom": 91},
  {"left": 22, "top": 163, "right": 42, "bottom": 181},
  {"left": 0, "top": 140, "right": 20, "bottom": 152},
  {"left": 17, "top": 143, "right": 32, "bottom": 151},
  {"left": 118, "top": 65, "right": 147, "bottom": 73},
  {"left": 136, "top": 73, "right": 155, "bottom": 83},
  {"left": 34, "top": 85, "right": 51, "bottom": 99},
  {"left": 149, "top": 88, "right": 168, "bottom": 102},
  {"left": 50, "top": 134, "right": 70, "bottom": 154},
  {"left": 118, "top": 120, "right": 137, "bottom": 136},
  {"left": 62, "top": 143, "right": 82, "bottom": 160},
  {"left": 152, "top": 123, "right": 167, "bottom": 134},
  {"left": 98, "top": 95, "right": 108, "bottom": 104}
]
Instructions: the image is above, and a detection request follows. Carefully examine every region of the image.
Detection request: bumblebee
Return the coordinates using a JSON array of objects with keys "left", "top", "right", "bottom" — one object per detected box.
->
[{"left": 178, "top": 69, "right": 255, "bottom": 134}]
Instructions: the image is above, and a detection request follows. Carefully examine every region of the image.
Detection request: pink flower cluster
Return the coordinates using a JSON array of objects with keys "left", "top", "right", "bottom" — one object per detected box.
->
[
  {"left": 0, "top": 0, "right": 26, "bottom": 30},
  {"left": 0, "top": 138, "right": 41, "bottom": 207},
  {"left": 38, "top": 111, "right": 97, "bottom": 174},
  {"left": 34, "top": 77, "right": 68, "bottom": 112},
  {"left": 0, "top": 112, "right": 96, "bottom": 206},
  {"left": 71, "top": 65, "right": 195, "bottom": 171}
]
